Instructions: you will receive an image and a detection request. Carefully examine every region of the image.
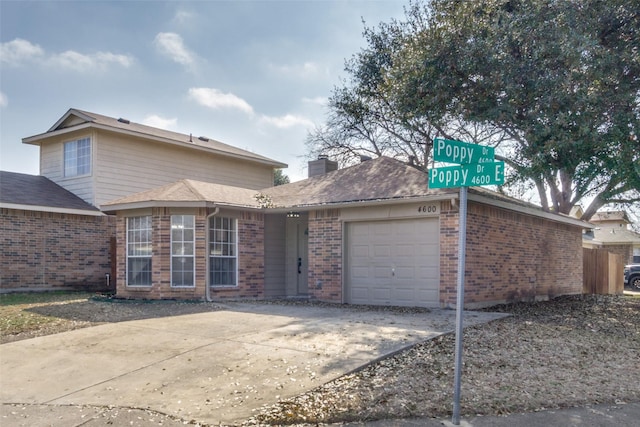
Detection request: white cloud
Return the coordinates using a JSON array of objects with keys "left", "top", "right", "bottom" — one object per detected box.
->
[
  {"left": 260, "top": 114, "right": 315, "bottom": 129},
  {"left": 0, "top": 92, "right": 7, "bottom": 108},
  {"left": 269, "top": 61, "right": 328, "bottom": 79},
  {"left": 48, "top": 50, "right": 134, "bottom": 71},
  {"left": 0, "top": 38, "right": 44, "bottom": 66},
  {"left": 0, "top": 38, "right": 133, "bottom": 71},
  {"left": 142, "top": 114, "right": 177, "bottom": 129},
  {"left": 302, "top": 96, "right": 328, "bottom": 106},
  {"left": 172, "top": 10, "right": 195, "bottom": 26},
  {"left": 188, "top": 87, "right": 254, "bottom": 115},
  {"left": 154, "top": 32, "right": 195, "bottom": 67}
]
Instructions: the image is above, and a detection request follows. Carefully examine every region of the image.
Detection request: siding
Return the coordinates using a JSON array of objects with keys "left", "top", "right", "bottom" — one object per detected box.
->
[
  {"left": 94, "top": 131, "right": 274, "bottom": 207},
  {"left": 39, "top": 130, "right": 96, "bottom": 205}
]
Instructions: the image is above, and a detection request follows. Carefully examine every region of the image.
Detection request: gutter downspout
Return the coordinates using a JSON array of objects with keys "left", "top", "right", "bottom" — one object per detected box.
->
[{"left": 205, "top": 206, "right": 220, "bottom": 302}]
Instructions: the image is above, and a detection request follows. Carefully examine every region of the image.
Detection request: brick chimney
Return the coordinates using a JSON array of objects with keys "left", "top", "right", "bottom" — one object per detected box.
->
[{"left": 308, "top": 155, "right": 338, "bottom": 177}]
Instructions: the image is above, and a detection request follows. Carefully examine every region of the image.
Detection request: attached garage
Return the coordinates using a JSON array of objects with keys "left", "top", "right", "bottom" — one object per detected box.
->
[{"left": 345, "top": 217, "right": 440, "bottom": 308}]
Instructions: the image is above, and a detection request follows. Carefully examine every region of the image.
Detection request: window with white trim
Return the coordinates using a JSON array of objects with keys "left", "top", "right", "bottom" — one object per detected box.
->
[
  {"left": 171, "top": 215, "right": 195, "bottom": 287},
  {"left": 209, "top": 216, "right": 237, "bottom": 287},
  {"left": 64, "top": 137, "right": 91, "bottom": 177},
  {"left": 127, "top": 216, "right": 152, "bottom": 286}
]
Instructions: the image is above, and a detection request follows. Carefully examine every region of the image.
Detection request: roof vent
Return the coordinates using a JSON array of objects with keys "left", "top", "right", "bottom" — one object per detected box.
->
[
  {"left": 117, "top": 118, "right": 130, "bottom": 124},
  {"left": 198, "top": 136, "right": 209, "bottom": 142}
]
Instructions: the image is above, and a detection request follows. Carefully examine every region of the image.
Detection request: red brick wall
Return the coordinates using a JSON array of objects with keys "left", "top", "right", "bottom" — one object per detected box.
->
[
  {"left": 440, "top": 202, "right": 583, "bottom": 308},
  {"left": 210, "top": 211, "right": 265, "bottom": 299},
  {"left": 308, "top": 209, "right": 342, "bottom": 302},
  {"left": 1, "top": 208, "right": 115, "bottom": 292},
  {"left": 115, "top": 209, "right": 265, "bottom": 300}
]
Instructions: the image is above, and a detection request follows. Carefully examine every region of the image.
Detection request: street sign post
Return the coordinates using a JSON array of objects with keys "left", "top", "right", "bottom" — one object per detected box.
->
[
  {"left": 429, "top": 138, "right": 502, "bottom": 426},
  {"left": 429, "top": 161, "right": 504, "bottom": 189}
]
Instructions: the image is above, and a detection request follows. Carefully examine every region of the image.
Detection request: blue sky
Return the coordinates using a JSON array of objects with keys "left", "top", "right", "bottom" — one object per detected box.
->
[{"left": 0, "top": 0, "right": 406, "bottom": 182}]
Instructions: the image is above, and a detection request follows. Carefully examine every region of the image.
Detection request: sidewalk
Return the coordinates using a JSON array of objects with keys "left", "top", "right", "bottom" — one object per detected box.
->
[{"left": 2, "top": 401, "right": 639, "bottom": 426}]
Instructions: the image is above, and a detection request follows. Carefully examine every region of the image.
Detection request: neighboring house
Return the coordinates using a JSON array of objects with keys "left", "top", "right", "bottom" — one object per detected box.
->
[
  {"left": 0, "top": 171, "right": 113, "bottom": 291},
  {"left": 102, "top": 156, "right": 588, "bottom": 308},
  {"left": 22, "top": 108, "right": 286, "bottom": 208},
  {"left": 1, "top": 108, "right": 286, "bottom": 292},
  {"left": 583, "top": 211, "right": 640, "bottom": 264}
]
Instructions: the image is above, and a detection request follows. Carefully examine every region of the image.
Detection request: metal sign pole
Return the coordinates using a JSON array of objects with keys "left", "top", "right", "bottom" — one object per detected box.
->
[{"left": 451, "top": 185, "right": 468, "bottom": 425}]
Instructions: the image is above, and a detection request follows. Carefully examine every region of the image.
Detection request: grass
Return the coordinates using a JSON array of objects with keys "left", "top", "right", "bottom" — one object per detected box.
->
[{"left": 0, "top": 291, "right": 93, "bottom": 337}]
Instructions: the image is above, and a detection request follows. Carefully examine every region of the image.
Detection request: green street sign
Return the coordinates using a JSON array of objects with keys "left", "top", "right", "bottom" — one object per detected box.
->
[
  {"left": 433, "top": 138, "right": 495, "bottom": 164},
  {"left": 429, "top": 161, "right": 505, "bottom": 188}
]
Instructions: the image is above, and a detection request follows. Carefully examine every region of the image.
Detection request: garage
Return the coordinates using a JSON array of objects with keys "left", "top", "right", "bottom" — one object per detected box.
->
[{"left": 346, "top": 218, "right": 440, "bottom": 307}]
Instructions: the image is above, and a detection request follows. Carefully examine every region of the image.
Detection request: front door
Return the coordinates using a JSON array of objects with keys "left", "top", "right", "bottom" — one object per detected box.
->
[{"left": 285, "top": 214, "right": 308, "bottom": 296}]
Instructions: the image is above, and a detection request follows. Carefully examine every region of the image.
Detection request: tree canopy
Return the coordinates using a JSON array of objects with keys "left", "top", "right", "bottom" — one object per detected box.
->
[{"left": 307, "top": 0, "right": 640, "bottom": 220}]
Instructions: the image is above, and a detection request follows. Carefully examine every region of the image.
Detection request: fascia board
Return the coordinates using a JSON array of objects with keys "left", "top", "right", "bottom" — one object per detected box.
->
[
  {"left": 0, "top": 202, "right": 104, "bottom": 217},
  {"left": 263, "top": 194, "right": 457, "bottom": 213},
  {"left": 101, "top": 200, "right": 261, "bottom": 212}
]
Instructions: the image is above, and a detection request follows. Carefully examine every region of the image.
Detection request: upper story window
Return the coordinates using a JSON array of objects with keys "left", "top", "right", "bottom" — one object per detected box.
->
[{"left": 64, "top": 137, "right": 91, "bottom": 177}]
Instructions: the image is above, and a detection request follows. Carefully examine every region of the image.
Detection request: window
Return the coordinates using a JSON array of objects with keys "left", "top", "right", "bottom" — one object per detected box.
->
[
  {"left": 209, "top": 216, "right": 237, "bottom": 286},
  {"left": 127, "top": 216, "right": 152, "bottom": 286},
  {"left": 64, "top": 137, "right": 91, "bottom": 177},
  {"left": 171, "top": 215, "right": 195, "bottom": 287}
]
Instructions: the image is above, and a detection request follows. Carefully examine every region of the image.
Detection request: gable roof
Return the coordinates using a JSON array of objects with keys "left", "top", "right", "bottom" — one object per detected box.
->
[
  {"left": 0, "top": 171, "right": 102, "bottom": 215},
  {"left": 98, "top": 156, "right": 590, "bottom": 229},
  {"left": 101, "top": 179, "right": 261, "bottom": 211},
  {"left": 22, "top": 108, "right": 286, "bottom": 168},
  {"left": 590, "top": 211, "right": 632, "bottom": 225},
  {"left": 590, "top": 227, "right": 640, "bottom": 246},
  {"left": 261, "top": 156, "right": 454, "bottom": 208}
]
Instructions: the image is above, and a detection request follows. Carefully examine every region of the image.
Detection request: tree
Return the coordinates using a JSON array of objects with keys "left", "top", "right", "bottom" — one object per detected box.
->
[
  {"left": 274, "top": 169, "right": 290, "bottom": 186},
  {"left": 308, "top": 0, "right": 640, "bottom": 220}
]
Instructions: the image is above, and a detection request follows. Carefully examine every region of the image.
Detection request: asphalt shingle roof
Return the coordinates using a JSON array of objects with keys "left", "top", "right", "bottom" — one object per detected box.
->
[
  {"left": 0, "top": 171, "right": 100, "bottom": 212},
  {"left": 101, "top": 179, "right": 261, "bottom": 209},
  {"left": 23, "top": 108, "right": 286, "bottom": 168},
  {"left": 261, "top": 156, "right": 453, "bottom": 207}
]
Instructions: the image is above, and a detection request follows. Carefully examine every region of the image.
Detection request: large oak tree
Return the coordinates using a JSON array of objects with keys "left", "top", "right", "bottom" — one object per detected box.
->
[{"left": 307, "top": 0, "right": 639, "bottom": 220}]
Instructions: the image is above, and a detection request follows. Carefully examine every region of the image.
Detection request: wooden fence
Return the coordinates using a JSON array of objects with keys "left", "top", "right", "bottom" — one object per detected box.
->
[{"left": 583, "top": 248, "right": 624, "bottom": 294}]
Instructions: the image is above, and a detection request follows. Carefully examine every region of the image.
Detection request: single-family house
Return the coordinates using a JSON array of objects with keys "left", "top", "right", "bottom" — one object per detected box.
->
[
  {"left": 3, "top": 108, "right": 590, "bottom": 307},
  {"left": 0, "top": 108, "right": 285, "bottom": 292},
  {"left": 103, "top": 156, "right": 588, "bottom": 308},
  {"left": 584, "top": 211, "right": 640, "bottom": 264}
]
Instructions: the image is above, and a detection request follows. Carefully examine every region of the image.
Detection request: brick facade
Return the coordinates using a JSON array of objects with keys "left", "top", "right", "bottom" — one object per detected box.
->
[
  {"left": 115, "top": 208, "right": 265, "bottom": 300},
  {"left": 1, "top": 208, "right": 115, "bottom": 292},
  {"left": 110, "top": 201, "right": 584, "bottom": 308},
  {"left": 456, "top": 202, "right": 583, "bottom": 308},
  {"left": 307, "top": 209, "right": 342, "bottom": 302}
]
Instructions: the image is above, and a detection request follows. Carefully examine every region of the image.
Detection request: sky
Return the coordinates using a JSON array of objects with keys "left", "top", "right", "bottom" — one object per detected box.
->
[{"left": 0, "top": 0, "right": 407, "bottom": 182}]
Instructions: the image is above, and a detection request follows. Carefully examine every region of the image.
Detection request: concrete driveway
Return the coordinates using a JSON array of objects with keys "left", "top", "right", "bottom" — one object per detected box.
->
[{"left": 0, "top": 302, "right": 506, "bottom": 426}]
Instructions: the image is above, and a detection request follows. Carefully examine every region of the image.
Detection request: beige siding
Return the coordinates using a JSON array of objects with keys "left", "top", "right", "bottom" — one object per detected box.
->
[
  {"left": 39, "top": 131, "right": 96, "bottom": 205},
  {"left": 94, "top": 131, "right": 274, "bottom": 207}
]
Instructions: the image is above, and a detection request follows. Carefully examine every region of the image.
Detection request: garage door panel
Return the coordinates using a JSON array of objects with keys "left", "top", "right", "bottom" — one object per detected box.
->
[
  {"left": 373, "top": 244, "right": 391, "bottom": 257},
  {"left": 347, "top": 218, "right": 439, "bottom": 308}
]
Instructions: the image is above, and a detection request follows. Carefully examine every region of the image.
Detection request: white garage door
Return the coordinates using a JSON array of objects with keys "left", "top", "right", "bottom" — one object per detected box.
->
[{"left": 346, "top": 218, "right": 440, "bottom": 308}]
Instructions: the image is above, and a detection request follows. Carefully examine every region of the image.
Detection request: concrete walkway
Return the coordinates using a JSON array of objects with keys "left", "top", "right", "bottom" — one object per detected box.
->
[{"left": 0, "top": 302, "right": 505, "bottom": 426}]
